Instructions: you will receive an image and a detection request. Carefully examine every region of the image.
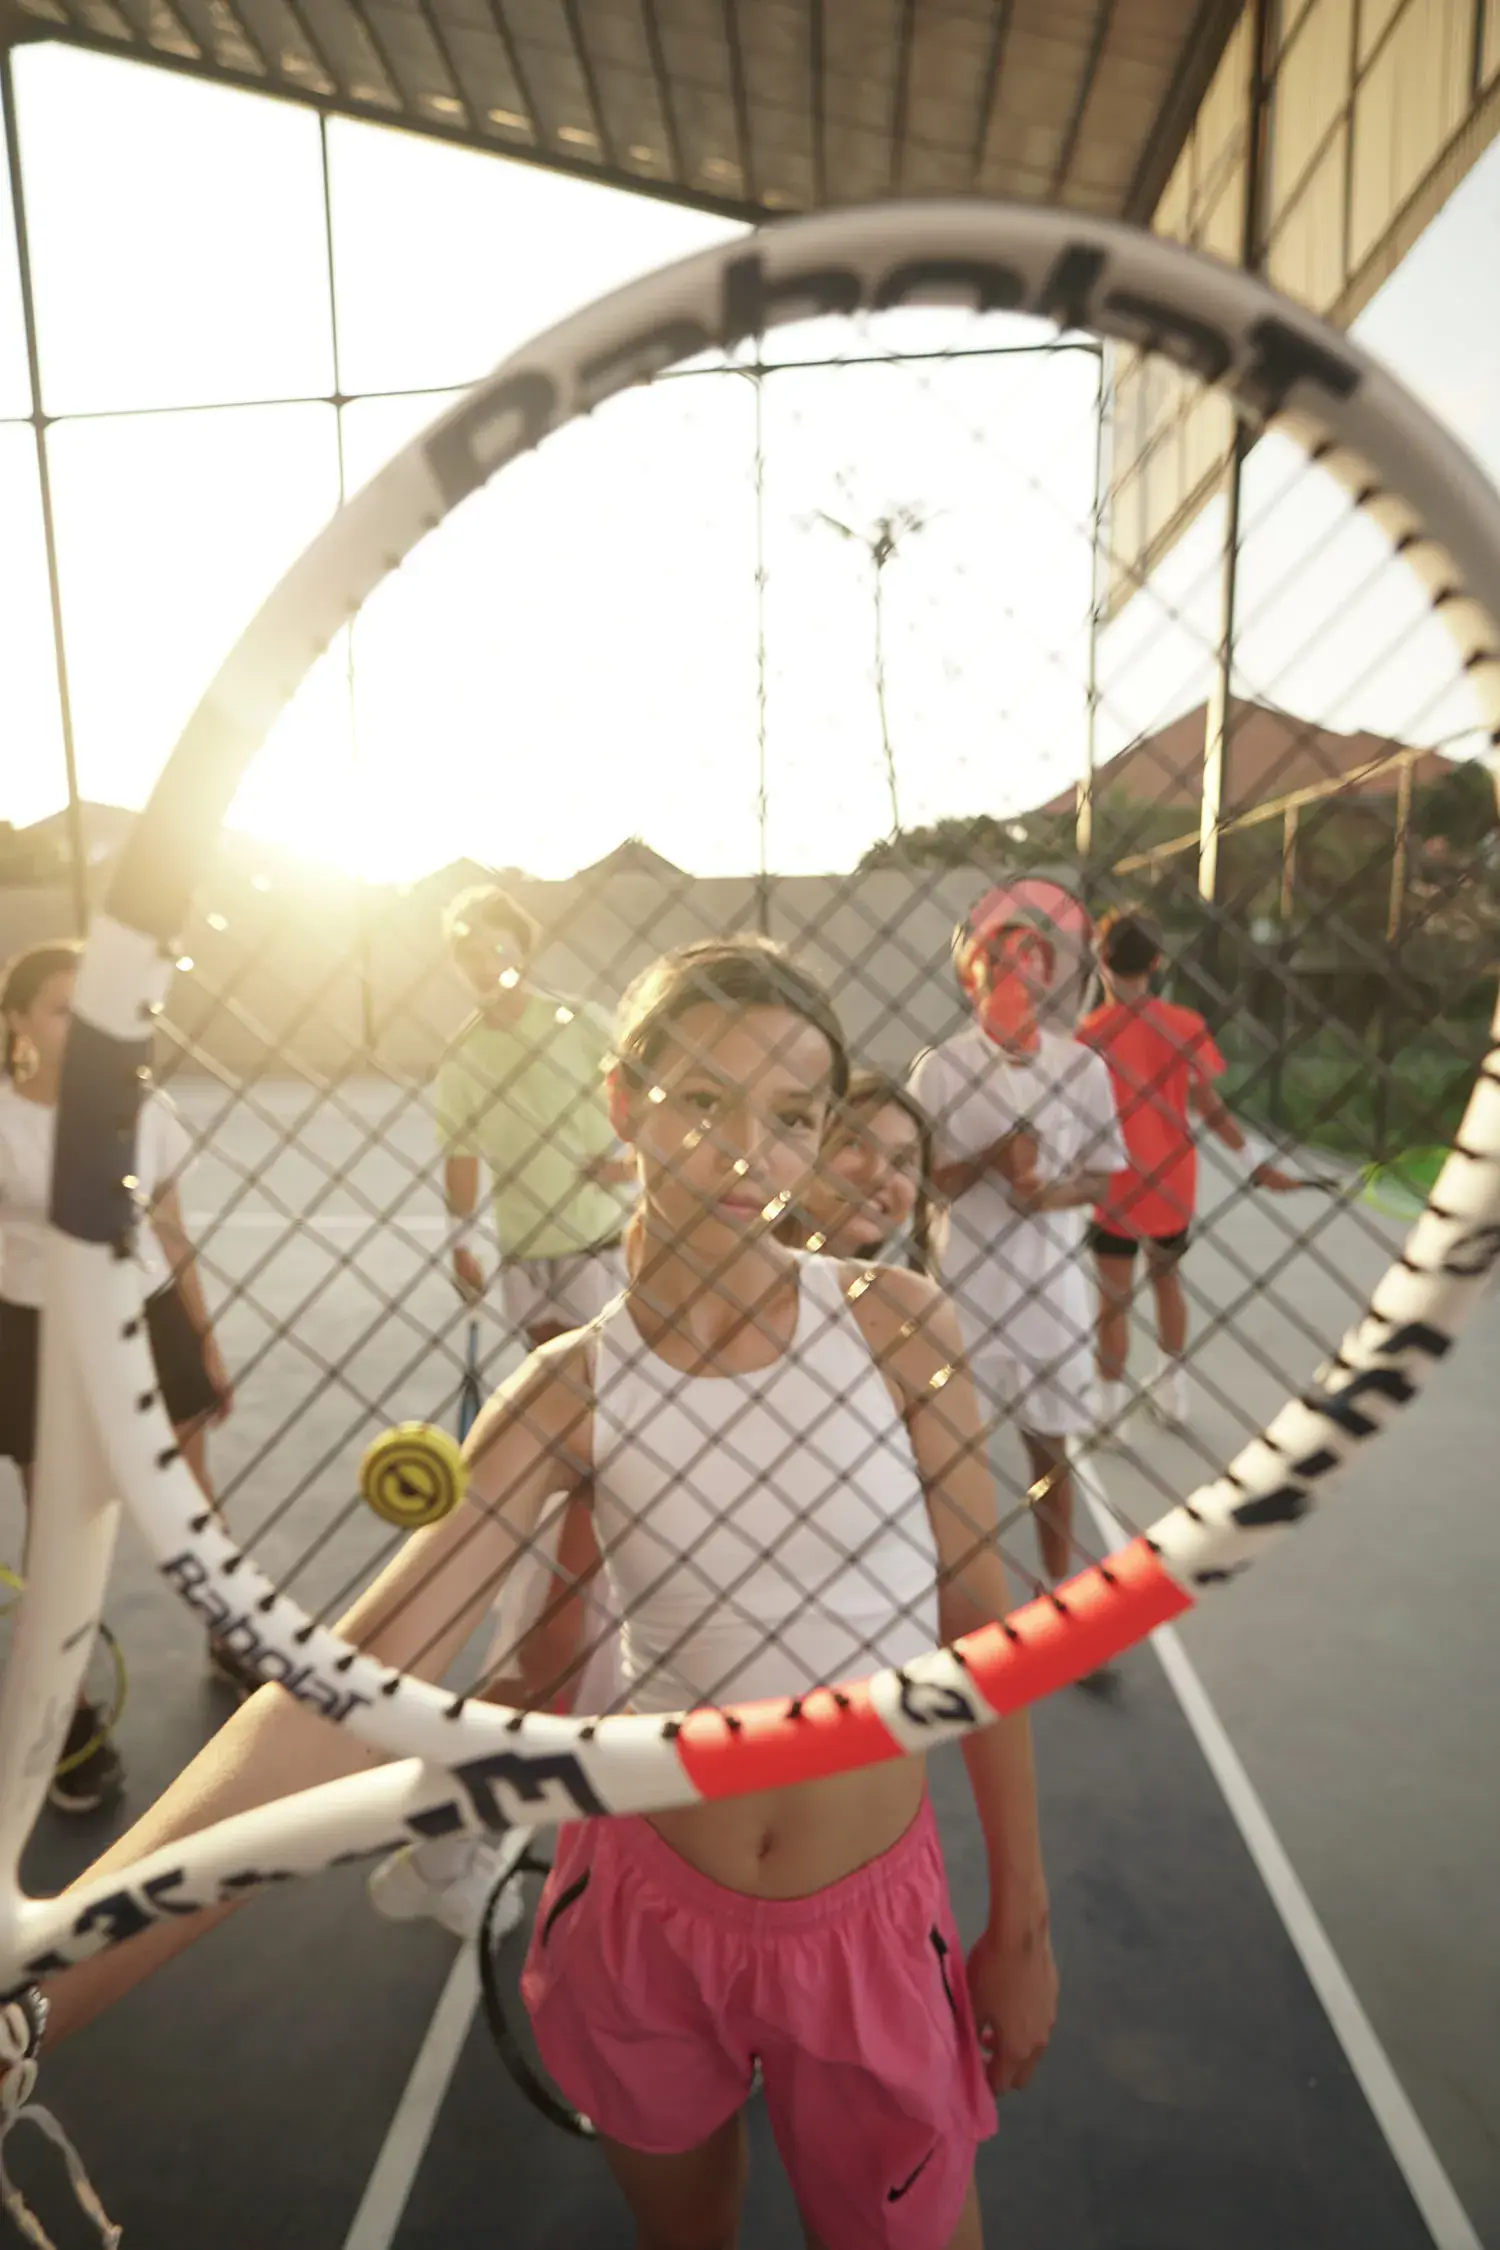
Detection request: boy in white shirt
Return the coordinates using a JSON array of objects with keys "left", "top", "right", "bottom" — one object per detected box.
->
[{"left": 910, "top": 901, "right": 1126, "bottom": 1584}]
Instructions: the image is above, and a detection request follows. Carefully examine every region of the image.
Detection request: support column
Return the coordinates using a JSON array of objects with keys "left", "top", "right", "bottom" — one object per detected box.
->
[
  {"left": 1197, "top": 0, "right": 1275, "bottom": 932},
  {"left": 751, "top": 362, "right": 771, "bottom": 937},
  {"left": 1076, "top": 344, "right": 1109, "bottom": 872},
  {"left": 320, "top": 114, "right": 377, "bottom": 1053}
]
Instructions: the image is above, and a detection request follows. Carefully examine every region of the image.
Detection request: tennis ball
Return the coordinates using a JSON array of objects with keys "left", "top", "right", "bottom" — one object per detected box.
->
[{"left": 359, "top": 1423, "right": 468, "bottom": 1529}]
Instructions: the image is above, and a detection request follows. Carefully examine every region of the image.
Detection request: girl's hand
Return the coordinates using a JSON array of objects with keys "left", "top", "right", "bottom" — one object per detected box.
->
[
  {"left": 1003, "top": 1172, "right": 1049, "bottom": 1213},
  {"left": 453, "top": 1245, "right": 487, "bottom": 1302},
  {"left": 581, "top": 1152, "right": 635, "bottom": 1188},
  {"left": 202, "top": 1336, "right": 235, "bottom": 1423},
  {"left": 967, "top": 1917, "right": 1058, "bottom": 2095}
]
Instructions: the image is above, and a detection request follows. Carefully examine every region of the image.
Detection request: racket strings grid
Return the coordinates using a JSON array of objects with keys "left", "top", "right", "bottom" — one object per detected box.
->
[{"left": 8, "top": 199, "right": 1499, "bottom": 1998}]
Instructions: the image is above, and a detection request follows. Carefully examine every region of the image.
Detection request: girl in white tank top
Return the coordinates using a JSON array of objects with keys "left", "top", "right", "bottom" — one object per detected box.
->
[
  {"left": 53, "top": 938, "right": 1055, "bottom": 2243},
  {"left": 592, "top": 1244, "right": 938, "bottom": 1713},
  {"left": 472, "top": 1073, "right": 948, "bottom": 1724}
]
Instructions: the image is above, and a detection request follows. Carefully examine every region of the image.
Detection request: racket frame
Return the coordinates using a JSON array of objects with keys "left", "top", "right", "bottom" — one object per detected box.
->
[{"left": 2, "top": 199, "right": 1497, "bottom": 1989}]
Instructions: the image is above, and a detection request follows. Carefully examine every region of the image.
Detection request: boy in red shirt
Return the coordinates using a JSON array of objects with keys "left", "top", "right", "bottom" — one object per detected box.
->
[{"left": 1077, "top": 912, "right": 1296, "bottom": 1430}]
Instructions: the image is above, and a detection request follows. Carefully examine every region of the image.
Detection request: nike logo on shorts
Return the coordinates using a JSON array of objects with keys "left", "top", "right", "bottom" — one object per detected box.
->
[{"left": 887, "top": 2146, "right": 935, "bottom": 2202}]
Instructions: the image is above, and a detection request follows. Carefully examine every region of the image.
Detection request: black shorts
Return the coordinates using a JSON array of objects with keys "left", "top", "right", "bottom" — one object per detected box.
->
[
  {"left": 0, "top": 1286, "right": 219, "bottom": 1468},
  {"left": 1085, "top": 1224, "right": 1191, "bottom": 1263}
]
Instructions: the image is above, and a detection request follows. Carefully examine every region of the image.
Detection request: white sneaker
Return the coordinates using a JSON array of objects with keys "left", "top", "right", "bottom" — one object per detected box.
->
[
  {"left": 1147, "top": 1364, "right": 1188, "bottom": 1428},
  {"left": 368, "top": 1833, "right": 527, "bottom": 1945}
]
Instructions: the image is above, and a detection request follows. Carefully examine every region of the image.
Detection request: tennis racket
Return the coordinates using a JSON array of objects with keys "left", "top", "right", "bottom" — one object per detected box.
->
[
  {"left": 477, "top": 1833, "right": 595, "bottom": 2140},
  {"left": 2, "top": 200, "right": 1498, "bottom": 2013},
  {"left": 1294, "top": 1148, "right": 1453, "bottom": 1220}
]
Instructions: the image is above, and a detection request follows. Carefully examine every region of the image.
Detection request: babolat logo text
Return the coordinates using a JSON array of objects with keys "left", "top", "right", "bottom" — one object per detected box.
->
[
  {"left": 407, "top": 1749, "right": 609, "bottom": 1841},
  {"left": 161, "top": 1551, "right": 372, "bottom": 1722},
  {"left": 898, "top": 1677, "right": 978, "bottom": 1730},
  {"left": 424, "top": 236, "right": 1363, "bottom": 508}
]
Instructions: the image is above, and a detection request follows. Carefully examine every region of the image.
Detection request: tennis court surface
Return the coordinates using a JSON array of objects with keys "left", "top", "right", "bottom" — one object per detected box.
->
[{"left": 5, "top": 1101, "right": 1495, "bottom": 2250}]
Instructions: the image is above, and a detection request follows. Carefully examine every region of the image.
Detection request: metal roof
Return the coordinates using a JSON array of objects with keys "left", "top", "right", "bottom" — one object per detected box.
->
[{"left": 0, "top": 0, "right": 1240, "bottom": 226}]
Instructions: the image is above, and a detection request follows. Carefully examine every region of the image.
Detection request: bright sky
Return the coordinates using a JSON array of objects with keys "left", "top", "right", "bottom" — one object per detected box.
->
[{"left": 1, "top": 44, "right": 1498, "bottom": 881}]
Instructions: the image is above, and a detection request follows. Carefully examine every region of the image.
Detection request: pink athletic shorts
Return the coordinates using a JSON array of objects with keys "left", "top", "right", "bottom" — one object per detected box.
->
[{"left": 521, "top": 1794, "right": 996, "bottom": 2249}]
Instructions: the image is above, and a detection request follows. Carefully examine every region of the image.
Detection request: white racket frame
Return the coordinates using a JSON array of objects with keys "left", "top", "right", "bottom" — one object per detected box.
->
[{"left": 2, "top": 200, "right": 1498, "bottom": 1990}]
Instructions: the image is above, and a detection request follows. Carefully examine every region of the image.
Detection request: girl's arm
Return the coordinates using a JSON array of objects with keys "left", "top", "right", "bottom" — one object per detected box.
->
[
  {"left": 930, "top": 1131, "right": 1035, "bottom": 1203},
  {"left": 40, "top": 1338, "right": 594, "bottom": 2049},
  {"left": 849, "top": 1268, "right": 1056, "bottom": 2091},
  {"left": 444, "top": 1153, "right": 486, "bottom": 1298},
  {"left": 1189, "top": 1081, "right": 1301, "bottom": 1189},
  {"left": 1005, "top": 1167, "right": 1112, "bottom": 1214},
  {"left": 149, "top": 1183, "right": 231, "bottom": 1416},
  {"left": 1189, "top": 1075, "right": 1245, "bottom": 1149}
]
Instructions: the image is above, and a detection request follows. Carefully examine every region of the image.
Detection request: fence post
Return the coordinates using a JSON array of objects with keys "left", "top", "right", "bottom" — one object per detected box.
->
[
  {"left": 751, "top": 363, "right": 772, "bottom": 938},
  {"left": 1076, "top": 347, "right": 1108, "bottom": 872},
  {"left": 1373, "top": 759, "right": 1415, "bottom": 1161},
  {"left": 4, "top": 48, "right": 89, "bottom": 938},
  {"left": 1197, "top": 0, "right": 1272, "bottom": 1018}
]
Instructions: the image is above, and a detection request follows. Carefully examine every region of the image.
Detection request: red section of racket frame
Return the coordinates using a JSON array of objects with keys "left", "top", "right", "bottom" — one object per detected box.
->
[{"left": 675, "top": 1539, "right": 1190, "bottom": 1798}]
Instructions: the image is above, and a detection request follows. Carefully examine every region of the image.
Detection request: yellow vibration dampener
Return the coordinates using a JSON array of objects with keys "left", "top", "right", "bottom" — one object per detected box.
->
[{"left": 360, "top": 1423, "right": 468, "bottom": 1529}]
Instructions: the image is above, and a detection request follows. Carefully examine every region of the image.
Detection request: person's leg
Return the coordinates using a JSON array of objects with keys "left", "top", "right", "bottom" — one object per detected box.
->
[
  {"left": 1022, "top": 1429, "right": 1072, "bottom": 1583},
  {"left": 1092, "top": 1246, "right": 1136, "bottom": 1436},
  {"left": 19, "top": 1465, "right": 127, "bottom": 1809},
  {"left": 943, "top": 2177, "right": 984, "bottom": 2249},
  {"left": 600, "top": 2111, "right": 748, "bottom": 2250},
  {"left": 1145, "top": 1237, "right": 1189, "bottom": 1423},
  {"left": 1146, "top": 1242, "right": 1188, "bottom": 1359},
  {"left": 1093, "top": 1251, "right": 1135, "bottom": 1383}
]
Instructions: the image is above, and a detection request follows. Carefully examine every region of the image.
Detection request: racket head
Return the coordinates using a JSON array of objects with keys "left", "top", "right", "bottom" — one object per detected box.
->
[
  {"left": 6, "top": 198, "right": 1500, "bottom": 1986},
  {"left": 477, "top": 1838, "right": 596, "bottom": 2139},
  {"left": 1354, "top": 1149, "right": 1453, "bottom": 1220}
]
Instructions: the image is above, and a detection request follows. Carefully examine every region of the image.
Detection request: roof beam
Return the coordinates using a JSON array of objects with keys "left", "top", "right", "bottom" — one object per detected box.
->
[
  {"left": 807, "top": 0, "right": 825, "bottom": 205},
  {"left": 410, "top": 0, "right": 479, "bottom": 130},
  {"left": 1050, "top": 0, "right": 1117, "bottom": 200},
  {"left": 0, "top": 16, "right": 763, "bottom": 213},
  {"left": 1121, "top": 0, "right": 1243, "bottom": 222},
  {"left": 721, "top": 0, "right": 756, "bottom": 205},
  {"left": 968, "top": 0, "right": 1015, "bottom": 185},
  {"left": 333, "top": 0, "right": 402, "bottom": 104},
  {"left": 638, "top": 0, "right": 684, "bottom": 184},
  {"left": 484, "top": 0, "right": 542, "bottom": 148},
  {"left": 561, "top": 0, "right": 616, "bottom": 169},
  {"left": 888, "top": 0, "right": 915, "bottom": 191}
]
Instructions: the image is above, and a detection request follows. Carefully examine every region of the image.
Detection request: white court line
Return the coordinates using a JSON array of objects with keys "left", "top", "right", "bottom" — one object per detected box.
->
[
  {"left": 1076, "top": 1458, "right": 1484, "bottom": 2250},
  {"left": 339, "top": 1944, "right": 479, "bottom": 2250},
  {"left": 342, "top": 1471, "right": 1482, "bottom": 2250}
]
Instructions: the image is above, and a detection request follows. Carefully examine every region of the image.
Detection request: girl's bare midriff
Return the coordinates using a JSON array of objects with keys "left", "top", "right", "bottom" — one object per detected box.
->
[{"left": 647, "top": 1752, "right": 928, "bottom": 1898}]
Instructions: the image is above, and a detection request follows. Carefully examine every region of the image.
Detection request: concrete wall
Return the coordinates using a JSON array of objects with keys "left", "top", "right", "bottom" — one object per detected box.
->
[{"left": 2, "top": 861, "right": 1071, "bottom": 1086}]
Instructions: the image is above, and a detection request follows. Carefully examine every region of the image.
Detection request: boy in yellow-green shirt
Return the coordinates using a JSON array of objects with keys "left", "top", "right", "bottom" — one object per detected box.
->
[{"left": 437, "top": 886, "right": 633, "bottom": 1347}]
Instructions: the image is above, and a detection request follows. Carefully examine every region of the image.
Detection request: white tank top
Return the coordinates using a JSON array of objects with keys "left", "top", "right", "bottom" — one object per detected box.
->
[{"left": 590, "top": 1253, "right": 939, "bottom": 1715}]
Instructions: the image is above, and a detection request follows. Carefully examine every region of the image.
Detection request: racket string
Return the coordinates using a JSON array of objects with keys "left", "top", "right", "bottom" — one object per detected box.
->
[{"left": 66, "top": 256, "right": 1499, "bottom": 1721}]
